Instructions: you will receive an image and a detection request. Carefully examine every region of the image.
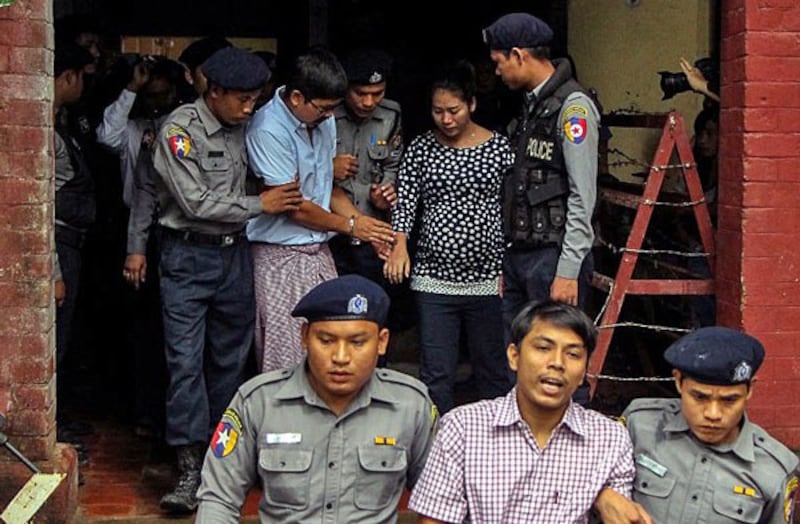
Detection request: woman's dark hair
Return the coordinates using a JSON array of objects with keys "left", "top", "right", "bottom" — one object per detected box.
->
[
  {"left": 286, "top": 46, "right": 348, "bottom": 101},
  {"left": 509, "top": 300, "right": 597, "bottom": 355},
  {"left": 430, "top": 59, "right": 477, "bottom": 104}
]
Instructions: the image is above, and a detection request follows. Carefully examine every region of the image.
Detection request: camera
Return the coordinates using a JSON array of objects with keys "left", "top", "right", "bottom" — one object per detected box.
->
[{"left": 658, "top": 57, "right": 718, "bottom": 100}]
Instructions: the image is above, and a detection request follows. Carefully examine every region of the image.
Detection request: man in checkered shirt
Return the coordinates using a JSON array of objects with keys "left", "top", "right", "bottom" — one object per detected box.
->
[{"left": 409, "top": 300, "right": 635, "bottom": 523}]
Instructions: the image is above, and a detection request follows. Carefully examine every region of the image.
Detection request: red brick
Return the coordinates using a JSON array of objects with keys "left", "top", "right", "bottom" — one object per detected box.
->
[
  {"left": 0, "top": 46, "right": 9, "bottom": 73},
  {"left": 744, "top": 83, "right": 800, "bottom": 107},
  {"left": 750, "top": 331, "right": 800, "bottom": 357},
  {"left": 745, "top": 56, "right": 800, "bottom": 83},
  {"left": 743, "top": 133, "right": 800, "bottom": 158},
  {"left": 742, "top": 207, "right": 800, "bottom": 233},
  {"left": 743, "top": 181, "right": 800, "bottom": 207},
  {"left": 744, "top": 108, "right": 800, "bottom": 132},
  {"left": 743, "top": 306, "right": 800, "bottom": 331},
  {"left": 0, "top": 176, "right": 49, "bottom": 204},
  {"left": 9, "top": 356, "right": 50, "bottom": 384},
  {"left": 744, "top": 232, "right": 794, "bottom": 257},
  {"left": 0, "top": 20, "right": 48, "bottom": 47},
  {"left": 13, "top": 382, "right": 53, "bottom": 410},
  {"left": 0, "top": 125, "right": 49, "bottom": 153},
  {"left": 738, "top": 156, "right": 777, "bottom": 181},
  {"left": 745, "top": 5, "right": 800, "bottom": 31},
  {"left": 745, "top": 405, "right": 777, "bottom": 427},
  {"left": 0, "top": 280, "right": 49, "bottom": 307},
  {"left": 777, "top": 158, "right": 800, "bottom": 181},
  {"left": 0, "top": 307, "right": 52, "bottom": 337},
  {"left": 0, "top": 207, "right": 50, "bottom": 233},
  {"left": 0, "top": 73, "right": 50, "bottom": 100},
  {"left": 9, "top": 407, "right": 51, "bottom": 435},
  {"left": 0, "top": 150, "right": 53, "bottom": 180},
  {"left": 760, "top": 427, "right": 800, "bottom": 448},
  {"left": 746, "top": 31, "right": 800, "bottom": 57},
  {"left": 721, "top": 33, "right": 746, "bottom": 61},
  {"left": 716, "top": 301, "right": 742, "bottom": 327},
  {"left": 716, "top": 204, "right": 742, "bottom": 233},
  {"left": 0, "top": 99, "right": 51, "bottom": 126},
  {"left": 744, "top": 280, "right": 800, "bottom": 302},
  {"left": 8, "top": 45, "right": 50, "bottom": 75}
]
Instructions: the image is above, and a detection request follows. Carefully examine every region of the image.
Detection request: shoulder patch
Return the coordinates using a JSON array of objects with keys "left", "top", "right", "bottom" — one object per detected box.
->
[
  {"left": 376, "top": 368, "right": 429, "bottom": 398},
  {"left": 785, "top": 472, "right": 799, "bottom": 524},
  {"left": 563, "top": 105, "right": 588, "bottom": 145},
  {"left": 753, "top": 426, "right": 799, "bottom": 474},
  {"left": 166, "top": 125, "right": 192, "bottom": 158},
  {"left": 210, "top": 408, "right": 242, "bottom": 458}
]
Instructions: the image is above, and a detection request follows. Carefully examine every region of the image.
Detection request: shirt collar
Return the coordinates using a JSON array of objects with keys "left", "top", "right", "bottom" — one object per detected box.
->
[
  {"left": 493, "top": 387, "right": 586, "bottom": 438},
  {"left": 195, "top": 96, "right": 223, "bottom": 136},
  {"left": 273, "top": 361, "right": 395, "bottom": 414},
  {"left": 274, "top": 86, "right": 310, "bottom": 133},
  {"left": 663, "top": 408, "right": 755, "bottom": 462}
]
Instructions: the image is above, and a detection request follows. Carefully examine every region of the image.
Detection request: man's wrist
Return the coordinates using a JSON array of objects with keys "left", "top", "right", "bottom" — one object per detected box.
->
[{"left": 348, "top": 215, "right": 357, "bottom": 236}]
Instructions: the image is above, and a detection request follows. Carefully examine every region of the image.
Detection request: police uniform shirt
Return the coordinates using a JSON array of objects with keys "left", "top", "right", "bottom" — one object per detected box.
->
[
  {"left": 196, "top": 362, "right": 437, "bottom": 523},
  {"left": 527, "top": 81, "right": 599, "bottom": 279},
  {"left": 153, "top": 96, "right": 263, "bottom": 235},
  {"left": 333, "top": 98, "right": 403, "bottom": 217},
  {"left": 624, "top": 398, "right": 799, "bottom": 523}
]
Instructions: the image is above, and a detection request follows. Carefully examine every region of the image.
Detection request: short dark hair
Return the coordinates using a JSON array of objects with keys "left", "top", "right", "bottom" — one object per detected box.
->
[
  {"left": 509, "top": 300, "right": 597, "bottom": 354},
  {"left": 54, "top": 41, "right": 94, "bottom": 77},
  {"left": 431, "top": 59, "right": 477, "bottom": 104},
  {"left": 286, "top": 46, "right": 347, "bottom": 101}
]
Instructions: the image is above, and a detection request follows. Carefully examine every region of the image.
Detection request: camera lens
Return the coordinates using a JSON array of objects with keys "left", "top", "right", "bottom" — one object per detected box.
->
[{"left": 658, "top": 71, "right": 691, "bottom": 100}]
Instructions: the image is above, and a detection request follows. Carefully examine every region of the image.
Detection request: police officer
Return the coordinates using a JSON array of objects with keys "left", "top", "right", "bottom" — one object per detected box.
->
[
  {"left": 195, "top": 275, "right": 437, "bottom": 523},
  {"left": 153, "top": 47, "right": 303, "bottom": 514},
  {"left": 483, "top": 13, "right": 599, "bottom": 344},
  {"left": 595, "top": 327, "right": 800, "bottom": 523},
  {"left": 330, "top": 48, "right": 403, "bottom": 285}
]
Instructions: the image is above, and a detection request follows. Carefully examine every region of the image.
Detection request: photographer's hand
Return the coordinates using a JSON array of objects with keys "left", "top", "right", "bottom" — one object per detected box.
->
[
  {"left": 127, "top": 61, "right": 151, "bottom": 93},
  {"left": 680, "top": 57, "right": 720, "bottom": 103}
]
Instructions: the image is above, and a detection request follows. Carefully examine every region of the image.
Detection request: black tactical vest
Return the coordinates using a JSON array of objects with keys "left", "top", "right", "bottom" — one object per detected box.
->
[
  {"left": 505, "top": 60, "right": 587, "bottom": 248},
  {"left": 55, "top": 126, "right": 96, "bottom": 230}
]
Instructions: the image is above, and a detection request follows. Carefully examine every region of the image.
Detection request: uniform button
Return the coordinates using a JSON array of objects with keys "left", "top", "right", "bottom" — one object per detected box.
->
[
  {"left": 701, "top": 457, "right": 707, "bottom": 463},
  {"left": 279, "top": 461, "right": 285, "bottom": 467},
  {"left": 641, "top": 482, "right": 648, "bottom": 488},
  {"left": 737, "top": 508, "right": 743, "bottom": 514},
  {"left": 326, "top": 502, "right": 333, "bottom": 510},
  {"left": 381, "top": 460, "right": 387, "bottom": 467},
  {"left": 328, "top": 461, "right": 335, "bottom": 468},
  {"left": 691, "top": 495, "right": 698, "bottom": 501}
]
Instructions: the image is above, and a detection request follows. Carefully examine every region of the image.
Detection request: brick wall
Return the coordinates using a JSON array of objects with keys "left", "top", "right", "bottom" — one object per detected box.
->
[
  {"left": 718, "top": 0, "right": 800, "bottom": 447},
  {"left": 0, "top": 1, "right": 79, "bottom": 520}
]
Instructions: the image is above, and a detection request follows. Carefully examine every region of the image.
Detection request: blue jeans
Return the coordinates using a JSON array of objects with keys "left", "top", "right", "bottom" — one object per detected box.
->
[
  {"left": 159, "top": 235, "right": 255, "bottom": 446},
  {"left": 416, "top": 291, "right": 512, "bottom": 414},
  {"left": 502, "top": 246, "right": 594, "bottom": 347}
]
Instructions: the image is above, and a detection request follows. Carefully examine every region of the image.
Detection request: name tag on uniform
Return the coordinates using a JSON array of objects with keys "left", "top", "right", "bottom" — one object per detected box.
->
[
  {"left": 636, "top": 454, "right": 668, "bottom": 477},
  {"left": 266, "top": 433, "right": 302, "bottom": 444}
]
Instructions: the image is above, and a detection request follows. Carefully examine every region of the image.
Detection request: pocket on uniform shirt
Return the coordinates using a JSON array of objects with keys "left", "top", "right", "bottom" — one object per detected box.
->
[
  {"left": 200, "top": 155, "right": 233, "bottom": 172},
  {"left": 634, "top": 466, "right": 677, "bottom": 499},
  {"left": 259, "top": 447, "right": 313, "bottom": 510},
  {"left": 712, "top": 490, "right": 764, "bottom": 523},
  {"left": 353, "top": 445, "right": 408, "bottom": 510}
]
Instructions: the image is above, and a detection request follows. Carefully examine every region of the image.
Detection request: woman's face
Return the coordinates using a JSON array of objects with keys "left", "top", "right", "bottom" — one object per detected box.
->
[{"left": 431, "top": 87, "right": 474, "bottom": 139}]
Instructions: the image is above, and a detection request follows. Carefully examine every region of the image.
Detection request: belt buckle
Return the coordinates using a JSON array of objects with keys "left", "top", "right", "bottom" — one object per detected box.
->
[{"left": 221, "top": 234, "right": 235, "bottom": 246}]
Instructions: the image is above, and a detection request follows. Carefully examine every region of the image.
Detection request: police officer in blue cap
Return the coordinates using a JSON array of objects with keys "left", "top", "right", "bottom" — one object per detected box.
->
[
  {"left": 483, "top": 13, "right": 599, "bottom": 346},
  {"left": 595, "top": 327, "right": 800, "bottom": 523},
  {"left": 154, "top": 47, "right": 303, "bottom": 514},
  {"left": 195, "top": 274, "right": 437, "bottom": 523}
]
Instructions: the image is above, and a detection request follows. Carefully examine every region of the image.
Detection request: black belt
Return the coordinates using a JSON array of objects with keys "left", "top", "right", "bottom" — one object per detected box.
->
[{"left": 160, "top": 226, "right": 244, "bottom": 247}]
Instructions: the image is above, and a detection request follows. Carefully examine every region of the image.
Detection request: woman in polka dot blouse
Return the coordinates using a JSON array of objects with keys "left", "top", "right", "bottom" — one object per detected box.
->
[{"left": 384, "top": 60, "right": 514, "bottom": 413}]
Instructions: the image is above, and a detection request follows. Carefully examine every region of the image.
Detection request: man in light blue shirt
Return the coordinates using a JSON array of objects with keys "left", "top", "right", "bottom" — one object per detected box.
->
[{"left": 246, "top": 47, "right": 395, "bottom": 373}]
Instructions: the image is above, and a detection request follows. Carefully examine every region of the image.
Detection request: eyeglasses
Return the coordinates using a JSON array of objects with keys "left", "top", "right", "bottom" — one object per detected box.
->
[{"left": 304, "top": 96, "right": 339, "bottom": 116}]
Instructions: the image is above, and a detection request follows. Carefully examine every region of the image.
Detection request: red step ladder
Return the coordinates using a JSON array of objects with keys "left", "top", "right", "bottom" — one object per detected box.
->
[{"left": 588, "top": 111, "right": 716, "bottom": 398}]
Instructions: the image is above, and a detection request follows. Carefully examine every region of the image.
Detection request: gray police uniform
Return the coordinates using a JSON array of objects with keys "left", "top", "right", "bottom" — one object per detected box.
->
[
  {"left": 196, "top": 364, "right": 437, "bottom": 523},
  {"left": 624, "top": 398, "right": 798, "bottom": 523},
  {"left": 153, "top": 94, "right": 263, "bottom": 447},
  {"left": 333, "top": 98, "right": 403, "bottom": 218}
]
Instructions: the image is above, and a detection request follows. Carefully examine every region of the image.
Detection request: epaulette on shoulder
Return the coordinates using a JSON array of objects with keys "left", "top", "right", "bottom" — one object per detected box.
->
[
  {"left": 624, "top": 397, "right": 680, "bottom": 417},
  {"left": 378, "top": 98, "right": 401, "bottom": 113},
  {"left": 752, "top": 426, "right": 799, "bottom": 473},
  {"left": 375, "top": 368, "right": 428, "bottom": 398},
  {"left": 239, "top": 368, "right": 293, "bottom": 398},
  {"left": 169, "top": 104, "right": 200, "bottom": 129}
]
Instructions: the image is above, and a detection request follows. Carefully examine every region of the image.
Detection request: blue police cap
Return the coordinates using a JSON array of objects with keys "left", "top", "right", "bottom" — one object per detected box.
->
[
  {"left": 482, "top": 12, "right": 554, "bottom": 50},
  {"left": 202, "top": 47, "right": 271, "bottom": 91},
  {"left": 291, "top": 275, "right": 390, "bottom": 326},
  {"left": 664, "top": 326, "right": 765, "bottom": 385},
  {"left": 343, "top": 48, "right": 392, "bottom": 86}
]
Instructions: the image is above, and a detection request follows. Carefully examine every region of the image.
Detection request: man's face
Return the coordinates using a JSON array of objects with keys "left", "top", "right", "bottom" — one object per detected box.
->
[
  {"left": 143, "top": 76, "right": 177, "bottom": 117},
  {"left": 345, "top": 82, "right": 386, "bottom": 120},
  {"left": 75, "top": 32, "right": 100, "bottom": 74},
  {"left": 489, "top": 49, "right": 525, "bottom": 90},
  {"left": 508, "top": 318, "right": 587, "bottom": 416},
  {"left": 302, "top": 319, "right": 389, "bottom": 413},
  {"left": 207, "top": 86, "right": 261, "bottom": 127},
  {"left": 291, "top": 90, "right": 341, "bottom": 128},
  {"left": 675, "top": 371, "right": 751, "bottom": 446},
  {"left": 61, "top": 68, "right": 85, "bottom": 105}
]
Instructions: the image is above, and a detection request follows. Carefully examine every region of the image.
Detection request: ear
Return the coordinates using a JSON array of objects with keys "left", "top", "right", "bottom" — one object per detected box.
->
[
  {"left": 469, "top": 96, "right": 477, "bottom": 113},
  {"left": 377, "top": 327, "right": 390, "bottom": 357},
  {"left": 288, "top": 89, "right": 305, "bottom": 108},
  {"left": 183, "top": 65, "right": 194, "bottom": 86},
  {"left": 507, "top": 343, "right": 520, "bottom": 372},
  {"left": 300, "top": 323, "right": 310, "bottom": 351},
  {"left": 511, "top": 47, "right": 525, "bottom": 64},
  {"left": 672, "top": 369, "right": 683, "bottom": 395},
  {"left": 746, "top": 378, "right": 755, "bottom": 400}
]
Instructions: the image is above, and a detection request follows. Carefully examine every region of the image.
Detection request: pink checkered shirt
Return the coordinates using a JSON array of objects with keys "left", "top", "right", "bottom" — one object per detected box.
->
[{"left": 409, "top": 388, "right": 635, "bottom": 523}]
